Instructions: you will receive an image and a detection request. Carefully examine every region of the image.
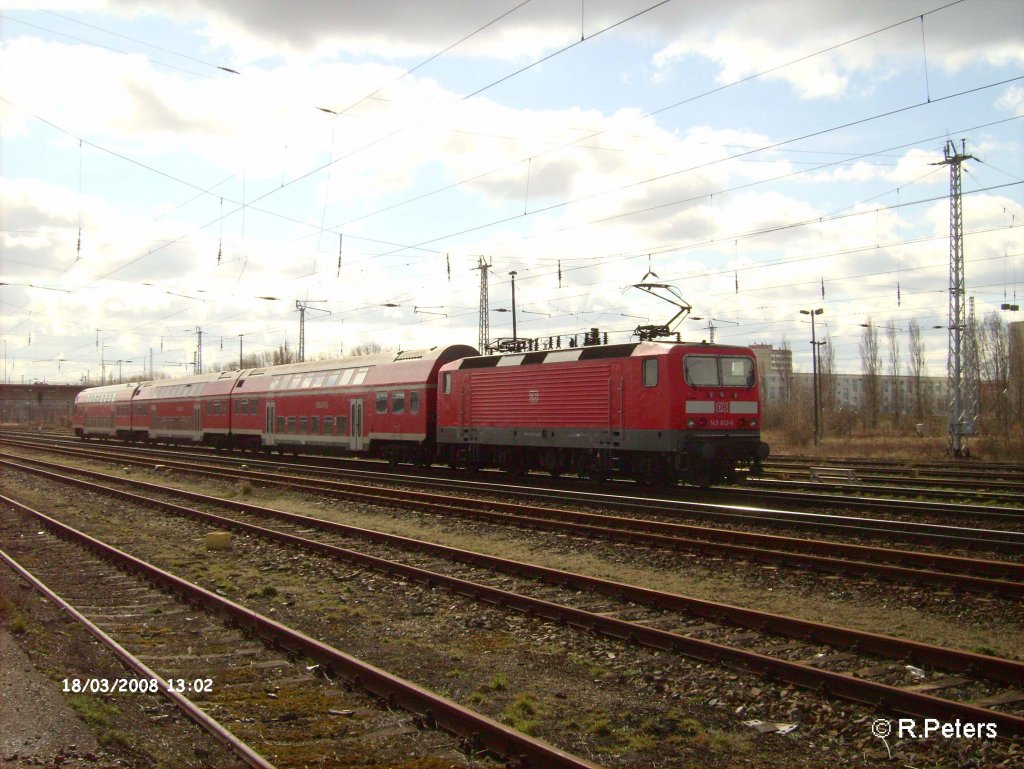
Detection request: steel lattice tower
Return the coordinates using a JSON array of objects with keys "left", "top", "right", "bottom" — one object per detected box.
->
[
  {"left": 295, "top": 300, "right": 327, "bottom": 363},
  {"left": 296, "top": 301, "right": 307, "bottom": 362},
  {"left": 195, "top": 326, "right": 203, "bottom": 374},
  {"left": 935, "top": 140, "right": 976, "bottom": 456},
  {"left": 475, "top": 257, "right": 490, "bottom": 354}
]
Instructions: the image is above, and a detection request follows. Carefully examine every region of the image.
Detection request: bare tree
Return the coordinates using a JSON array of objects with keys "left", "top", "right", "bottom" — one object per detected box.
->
[
  {"left": 979, "top": 312, "right": 1009, "bottom": 433},
  {"left": 818, "top": 333, "right": 837, "bottom": 428},
  {"left": 907, "top": 319, "right": 927, "bottom": 421},
  {"left": 349, "top": 341, "right": 384, "bottom": 357},
  {"left": 860, "top": 320, "right": 881, "bottom": 429},
  {"left": 885, "top": 320, "right": 901, "bottom": 425},
  {"left": 272, "top": 341, "right": 299, "bottom": 366}
]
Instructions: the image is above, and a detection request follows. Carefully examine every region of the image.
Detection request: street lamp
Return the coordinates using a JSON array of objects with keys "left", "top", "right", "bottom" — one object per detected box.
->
[{"left": 800, "top": 308, "right": 824, "bottom": 444}]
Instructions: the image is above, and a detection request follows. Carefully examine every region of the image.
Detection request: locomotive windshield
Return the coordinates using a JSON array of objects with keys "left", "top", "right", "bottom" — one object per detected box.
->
[{"left": 684, "top": 355, "right": 755, "bottom": 387}]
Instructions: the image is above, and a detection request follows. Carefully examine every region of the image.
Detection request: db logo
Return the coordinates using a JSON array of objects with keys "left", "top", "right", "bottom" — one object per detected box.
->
[
  {"left": 714, "top": 401, "right": 729, "bottom": 413},
  {"left": 528, "top": 390, "right": 540, "bottom": 404}
]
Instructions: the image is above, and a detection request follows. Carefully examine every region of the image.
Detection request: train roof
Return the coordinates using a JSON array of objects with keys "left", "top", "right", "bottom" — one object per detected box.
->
[
  {"left": 74, "top": 381, "right": 143, "bottom": 403},
  {"left": 448, "top": 340, "right": 754, "bottom": 370},
  {"left": 239, "top": 344, "right": 477, "bottom": 380},
  {"left": 79, "top": 345, "right": 481, "bottom": 401}
]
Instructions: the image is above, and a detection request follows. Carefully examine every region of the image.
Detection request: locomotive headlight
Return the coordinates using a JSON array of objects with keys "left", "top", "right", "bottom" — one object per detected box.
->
[
  {"left": 749, "top": 418, "right": 757, "bottom": 428},
  {"left": 687, "top": 418, "right": 695, "bottom": 428}
]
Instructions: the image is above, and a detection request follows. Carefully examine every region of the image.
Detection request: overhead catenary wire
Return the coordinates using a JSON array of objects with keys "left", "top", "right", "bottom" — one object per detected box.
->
[{"left": 7, "top": 1, "right": 1021, "bottom": 380}]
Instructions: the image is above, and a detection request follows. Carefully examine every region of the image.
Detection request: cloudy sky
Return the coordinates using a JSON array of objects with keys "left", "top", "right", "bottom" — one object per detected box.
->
[{"left": 1, "top": 0, "right": 1022, "bottom": 384}]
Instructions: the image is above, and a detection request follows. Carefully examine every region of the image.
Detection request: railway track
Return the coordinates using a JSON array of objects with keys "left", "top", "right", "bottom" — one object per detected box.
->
[
  {"left": 5, "top": 435, "right": 1024, "bottom": 547},
  {"left": 767, "top": 454, "right": 1024, "bottom": 480},
  {"left": 5, "top": 431, "right": 1021, "bottom": 516},
  {"left": 3, "top": 456, "right": 1023, "bottom": 745},
  {"left": 4, "top": 453, "right": 1024, "bottom": 603},
  {"left": 0, "top": 494, "right": 599, "bottom": 769}
]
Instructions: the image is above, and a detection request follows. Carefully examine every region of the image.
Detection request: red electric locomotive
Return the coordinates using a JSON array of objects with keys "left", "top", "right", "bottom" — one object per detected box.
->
[{"left": 436, "top": 340, "right": 768, "bottom": 486}]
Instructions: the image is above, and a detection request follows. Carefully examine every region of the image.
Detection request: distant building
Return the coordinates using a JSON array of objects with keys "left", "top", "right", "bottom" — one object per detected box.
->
[
  {"left": 750, "top": 343, "right": 793, "bottom": 404},
  {"left": 793, "top": 372, "right": 946, "bottom": 416},
  {"left": 752, "top": 343, "right": 946, "bottom": 417},
  {"left": 0, "top": 383, "right": 83, "bottom": 428}
]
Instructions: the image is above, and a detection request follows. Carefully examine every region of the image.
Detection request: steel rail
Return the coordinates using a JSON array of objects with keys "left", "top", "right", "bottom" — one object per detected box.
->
[
  {"left": 7, "top": 443, "right": 1024, "bottom": 555},
  {"left": 5, "top": 454, "right": 1024, "bottom": 601},
  {"left": 6, "top": 434, "right": 1022, "bottom": 525},
  {"left": 3, "top": 468, "right": 1023, "bottom": 736},
  {"left": 0, "top": 494, "right": 603, "bottom": 769},
  {"left": 8, "top": 433, "right": 1022, "bottom": 519},
  {"left": 0, "top": 547, "right": 277, "bottom": 769}
]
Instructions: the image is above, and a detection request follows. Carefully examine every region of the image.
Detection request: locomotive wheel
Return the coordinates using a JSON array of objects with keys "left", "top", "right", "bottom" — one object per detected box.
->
[
  {"left": 540, "top": 451, "right": 563, "bottom": 478},
  {"left": 629, "top": 454, "right": 670, "bottom": 486}
]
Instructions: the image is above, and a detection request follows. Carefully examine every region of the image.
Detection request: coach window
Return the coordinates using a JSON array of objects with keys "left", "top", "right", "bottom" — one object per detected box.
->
[
  {"left": 392, "top": 391, "right": 405, "bottom": 414},
  {"left": 338, "top": 415, "right": 348, "bottom": 434},
  {"left": 311, "top": 416, "right": 320, "bottom": 434},
  {"left": 240, "top": 399, "right": 248, "bottom": 414},
  {"left": 324, "top": 415, "right": 334, "bottom": 434},
  {"left": 339, "top": 369, "right": 354, "bottom": 386},
  {"left": 376, "top": 392, "right": 388, "bottom": 414},
  {"left": 410, "top": 390, "right": 420, "bottom": 414},
  {"left": 443, "top": 372, "right": 452, "bottom": 395},
  {"left": 299, "top": 416, "right": 308, "bottom": 433},
  {"left": 311, "top": 373, "right": 326, "bottom": 388},
  {"left": 643, "top": 357, "right": 659, "bottom": 387},
  {"left": 324, "top": 371, "right": 341, "bottom": 387},
  {"left": 286, "top": 416, "right": 297, "bottom": 434},
  {"left": 351, "top": 367, "right": 369, "bottom": 385},
  {"left": 250, "top": 399, "right": 259, "bottom": 415},
  {"left": 277, "top": 416, "right": 286, "bottom": 433}
]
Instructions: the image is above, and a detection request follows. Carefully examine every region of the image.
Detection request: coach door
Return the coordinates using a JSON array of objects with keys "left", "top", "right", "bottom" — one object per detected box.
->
[
  {"left": 350, "top": 399, "right": 364, "bottom": 451},
  {"left": 265, "top": 402, "right": 276, "bottom": 446}
]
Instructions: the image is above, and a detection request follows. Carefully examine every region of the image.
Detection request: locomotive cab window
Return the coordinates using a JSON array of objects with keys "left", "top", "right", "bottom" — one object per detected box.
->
[
  {"left": 642, "top": 357, "right": 659, "bottom": 387},
  {"left": 442, "top": 372, "right": 452, "bottom": 395},
  {"left": 684, "top": 355, "right": 755, "bottom": 388},
  {"left": 410, "top": 391, "right": 420, "bottom": 414},
  {"left": 722, "top": 357, "right": 755, "bottom": 387}
]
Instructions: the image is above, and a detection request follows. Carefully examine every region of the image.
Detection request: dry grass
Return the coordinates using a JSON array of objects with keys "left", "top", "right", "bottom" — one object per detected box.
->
[{"left": 763, "top": 430, "right": 1024, "bottom": 461}]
